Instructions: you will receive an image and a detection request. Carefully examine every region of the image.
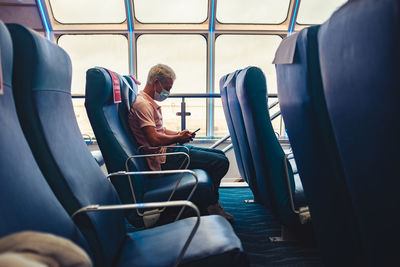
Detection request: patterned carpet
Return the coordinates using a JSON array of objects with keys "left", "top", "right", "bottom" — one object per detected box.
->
[{"left": 219, "top": 188, "right": 323, "bottom": 267}]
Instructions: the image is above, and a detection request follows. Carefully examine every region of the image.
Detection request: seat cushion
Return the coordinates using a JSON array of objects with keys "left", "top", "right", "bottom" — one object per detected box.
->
[
  {"left": 144, "top": 169, "right": 214, "bottom": 211},
  {"left": 117, "top": 215, "right": 248, "bottom": 267}
]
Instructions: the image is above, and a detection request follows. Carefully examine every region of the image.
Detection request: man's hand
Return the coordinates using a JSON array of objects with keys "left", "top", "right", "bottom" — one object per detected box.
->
[{"left": 178, "top": 130, "right": 193, "bottom": 144}]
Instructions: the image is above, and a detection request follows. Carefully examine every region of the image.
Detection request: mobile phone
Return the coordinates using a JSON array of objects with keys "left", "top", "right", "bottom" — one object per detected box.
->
[{"left": 192, "top": 128, "right": 201, "bottom": 135}]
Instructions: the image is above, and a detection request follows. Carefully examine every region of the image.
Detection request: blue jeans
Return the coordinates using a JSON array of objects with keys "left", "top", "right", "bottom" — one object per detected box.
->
[{"left": 161, "top": 145, "right": 229, "bottom": 203}]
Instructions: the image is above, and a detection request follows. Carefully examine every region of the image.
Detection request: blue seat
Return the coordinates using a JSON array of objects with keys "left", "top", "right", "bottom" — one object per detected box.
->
[
  {"left": 235, "top": 66, "right": 306, "bottom": 231},
  {"left": 318, "top": 0, "right": 400, "bottom": 265},
  {"left": 219, "top": 72, "right": 260, "bottom": 202},
  {"left": 275, "top": 26, "right": 364, "bottom": 266},
  {"left": 8, "top": 23, "right": 248, "bottom": 267},
  {"left": 85, "top": 67, "right": 215, "bottom": 225},
  {"left": 0, "top": 20, "right": 91, "bottom": 260}
]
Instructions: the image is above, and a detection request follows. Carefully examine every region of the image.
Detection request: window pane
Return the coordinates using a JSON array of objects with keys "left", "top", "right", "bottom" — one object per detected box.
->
[
  {"left": 72, "top": 99, "right": 94, "bottom": 137},
  {"left": 58, "top": 34, "right": 129, "bottom": 137},
  {"left": 297, "top": 0, "right": 347, "bottom": 25},
  {"left": 161, "top": 98, "right": 207, "bottom": 137},
  {"left": 134, "top": 0, "right": 208, "bottom": 23},
  {"left": 216, "top": 0, "right": 290, "bottom": 24},
  {"left": 215, "top": 34, "right": 282, "bottom": 94},
  {"left": 214, "top": 98, "right": 229, "bottom": 137},
  {"left": 136, "top": 34, "right": 207, "bottom": 94},
  {"left": 136, "top": 34, "right": 207, "bottom": 134},
  {"left": 58, "top": 34, "right": 129, "bottom": 95},
  {"left": 49, "top": 0, "right": 126, "bottom": 24}
]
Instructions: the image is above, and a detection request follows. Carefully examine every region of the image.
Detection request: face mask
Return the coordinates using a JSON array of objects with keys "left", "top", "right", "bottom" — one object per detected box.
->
[{"left": 154, "top": 81, "right": 170, "bottom": 102}]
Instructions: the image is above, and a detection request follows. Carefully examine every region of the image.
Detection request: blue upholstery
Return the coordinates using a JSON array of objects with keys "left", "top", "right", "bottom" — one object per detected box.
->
[
  {"left": 8, "top": 23, "right": 126, "bottom": 266},
  {"left": 85, "top": 68, "right": 214, "bottom": 225},
  {"left": 318, "top": 0, "right": 400, "bottom": 265},
  {"left": 235, "top": 66, "right": 305, "bottom": 230},
  {"left": 219, "top": 72, "right": 260, "bottom": 202},
  {"left": 0, "top": 20, "right": 90, "bottom": 258},
  {"left": 118, "top": 216, "right": 246, "bottom": 267},
  {"left": 8, "top": 23, "right": 248, "bottom": 267},
  {"left": 275, "top": 26, "right": 364, "bottom": 266},
  {"left": 91, "top": 150, "right": 105, "bottom": 166}
]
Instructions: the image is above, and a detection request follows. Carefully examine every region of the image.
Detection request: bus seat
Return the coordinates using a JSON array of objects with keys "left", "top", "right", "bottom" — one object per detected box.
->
[
  {"left": 0, "top": 20, "right": 91, "bottom": 261},
  {"left": 275, "top": 26, "right": 364, "bottom": 266},
  {"left": 220, "top": 71, "right": 260, "bottom": 203},
  {"left": 85, "top": 67, "right": 215, "bottom": 225},
  {"left": 7, "top": 23, "right": 248, "bottom": 267},
  {"left": 235, "top": 66, "right": 307, "bottom": 231},
  {"left": 319, "top": 0, "right": 400, "bottom": 265}
]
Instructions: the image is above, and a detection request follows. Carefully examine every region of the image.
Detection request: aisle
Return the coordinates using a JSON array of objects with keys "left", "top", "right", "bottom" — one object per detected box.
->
[{"left": 219, "top": 188, "right": 323, "bottom": 267}]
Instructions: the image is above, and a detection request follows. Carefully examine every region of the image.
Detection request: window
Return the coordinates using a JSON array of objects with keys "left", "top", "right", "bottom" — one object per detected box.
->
[
  {"left": 215, "top": 34, "right": 282, "bottom": 135},
  {"left": 297, "top": 0, "right": 347, "bottom": 25},
  {"left": 215, "top": 34, "right": 282, "bottom": 94},
  {"left": 58, "top": 34, "right": 129, "bottom": 95},
  {"left": 134, "top": 0, "right": 208, "bottom": 23},
  {"left": 136, "top": 34, "right": 207, "bottom": 135},
  {"left": 216, "top": 0, "right": 290, "bottom": 24},
  {"left": 58, "top": 34, "right": 129, "bottom": 136},
  {"left": 49, "top": 0, "right": 126, "bottom": 24}
]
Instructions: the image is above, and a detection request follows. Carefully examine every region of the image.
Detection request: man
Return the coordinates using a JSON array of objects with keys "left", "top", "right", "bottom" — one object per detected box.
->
[{"left": 128, "top": 64, "right": 233, "bottom": 222}]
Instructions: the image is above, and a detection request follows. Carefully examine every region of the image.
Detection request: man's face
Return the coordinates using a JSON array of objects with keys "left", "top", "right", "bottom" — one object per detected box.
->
[{"left": 155, "top": 78, "right": 173, "bottom": 94}]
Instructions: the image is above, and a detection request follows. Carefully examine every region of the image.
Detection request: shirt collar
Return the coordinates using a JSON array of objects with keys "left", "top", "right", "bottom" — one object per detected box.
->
[{"left": 140, "top": 91, "right": 161, "bottom": 110}]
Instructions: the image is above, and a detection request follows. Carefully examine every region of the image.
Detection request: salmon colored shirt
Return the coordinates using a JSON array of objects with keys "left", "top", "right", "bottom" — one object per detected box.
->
[{"left": 128, "top": 91, "right": 167, "bottom": 171}]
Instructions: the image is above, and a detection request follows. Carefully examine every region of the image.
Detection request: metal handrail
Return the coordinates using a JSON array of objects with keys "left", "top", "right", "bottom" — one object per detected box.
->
[
  {"left": 71, "top": 200, "right": 200, "bottom": 267},
  {"left": 108, "top": 168, "right": 198, "bottom": 221}
]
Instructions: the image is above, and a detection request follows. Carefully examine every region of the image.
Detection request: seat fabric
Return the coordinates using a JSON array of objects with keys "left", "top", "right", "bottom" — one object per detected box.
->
[
  {"left": 319, "top": 0, "right": 400, "bottom": 265},
  {"left": 8, "top": 24, "right": 247, "bottom": 267},
  {"left": 0, "top": 20, "right": 90, "bottom": 258},
  {"left": 275, "top": 26, "right": 364, "bottom": 266},
  {"left": 220, "top": 72, "right": 260, "bottom": 202},
  {"left": 235, "top": 66, "right": 304, "bottom": 230},
  {"left": 118, "top": 215, "right": 247, "bottom": 267}
]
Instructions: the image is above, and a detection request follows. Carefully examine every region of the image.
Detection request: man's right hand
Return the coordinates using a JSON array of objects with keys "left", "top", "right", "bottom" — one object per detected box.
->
[{"left": 178, "top": 130, "right": 193, "bottom": 144}]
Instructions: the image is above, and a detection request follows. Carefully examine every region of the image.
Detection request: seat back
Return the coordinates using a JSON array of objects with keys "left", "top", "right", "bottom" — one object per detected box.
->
[
  {"left": 0, "top": 21, "right": 89, "bottom": 257},
  {"left": 85, "top": 68, "right": 148, "bottom": 225},
  {"left": 275, "top": 26, "right": 364, "bottom": 266},
  {"left": 220, "top": 71, "right": 260, "bottom": 202},
  {"left": 236, "top": 66, "right": 298, "bottom": 228},
  {"left": 8, "top": 24, "right": 126, "bottom": 267},
  {"left": 319, "top": 0, "right": 400, "bottom": 265}
]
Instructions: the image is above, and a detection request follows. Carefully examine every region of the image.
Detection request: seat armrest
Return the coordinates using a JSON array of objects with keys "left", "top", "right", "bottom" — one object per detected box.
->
[
  {"left": 108, "top": 169, "right": 198, "bottom": 221},
  {"left": 72, "top": 200, "right": 200, "bottom": 267}
]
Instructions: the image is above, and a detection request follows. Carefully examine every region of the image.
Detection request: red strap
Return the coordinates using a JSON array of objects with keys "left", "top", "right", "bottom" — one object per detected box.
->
[
  {"left": 104, "top": 68, "right": 121, "bottom": 103},
  {"left": 128, "top": 75, "right": 141, "bottom": 85}
]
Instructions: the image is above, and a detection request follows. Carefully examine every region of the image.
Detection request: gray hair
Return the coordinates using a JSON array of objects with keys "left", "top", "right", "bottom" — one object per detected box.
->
[{"left": 147, "top": 64, "right": 176, "bottom": 84}]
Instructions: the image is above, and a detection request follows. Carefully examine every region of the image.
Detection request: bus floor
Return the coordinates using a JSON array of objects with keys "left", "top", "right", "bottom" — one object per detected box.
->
[{"left": 219, "top": 187, "right": 323, "bottom": 267}]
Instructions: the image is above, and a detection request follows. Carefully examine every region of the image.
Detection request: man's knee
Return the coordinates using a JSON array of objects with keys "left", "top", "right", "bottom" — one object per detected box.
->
[{"left": 214, "top": 154, "right": 229, "bottom": 177}]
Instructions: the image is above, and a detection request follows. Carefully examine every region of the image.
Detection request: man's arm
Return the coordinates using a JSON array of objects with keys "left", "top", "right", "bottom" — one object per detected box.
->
[
  {"left": 142, "top": 126, "right": 193, "bottom": 147},
  {"left": 164, "top": 128, "right": 179, "bottom": 135}
]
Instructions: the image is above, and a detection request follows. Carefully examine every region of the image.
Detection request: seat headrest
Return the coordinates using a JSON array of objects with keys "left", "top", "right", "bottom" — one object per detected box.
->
[
  {"left": 0, "top": 21, "right": 13, "bottom": 90},
  {"left": 85, "top": 67, "right": 115, "bottom": 106},
  {"left": 273, "top": 32, "right": 300, "bottom": 65},
  {"left": 7, "top": 24, "right": 72, "bottom": 94}
]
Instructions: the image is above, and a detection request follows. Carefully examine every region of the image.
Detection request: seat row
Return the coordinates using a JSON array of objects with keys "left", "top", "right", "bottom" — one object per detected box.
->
[
  {"left": 0, "top": 22, "right": 248, "bottom": 267},
  {"left": 219, "top": 67, "right": 309, "bottom": 238},
  {"left": 275, "top": 0, "right": 400, "bottom": 266}
]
